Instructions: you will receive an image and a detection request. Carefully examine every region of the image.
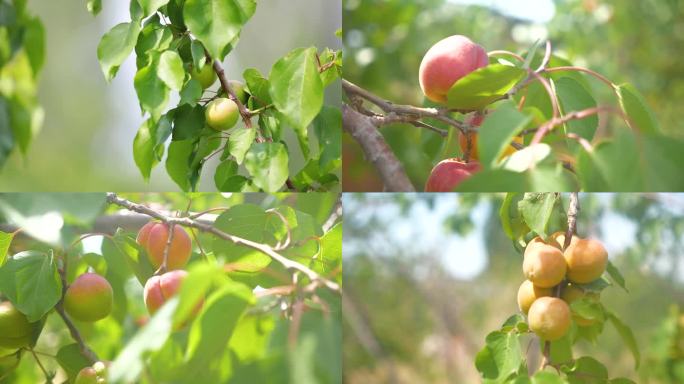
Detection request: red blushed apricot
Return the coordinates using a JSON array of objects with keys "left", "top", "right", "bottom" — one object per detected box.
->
[
  {"left": 425, "top": 159, "right": 480, "bottom": 192},
  {"left": 137, "top": 222, "right": 192, "bottom": 270},
  {"left": 419, "top": 35, "right": 489, "bottom": 103},
  {"left": 143, "top": 270, "right": 188, "bottom": 315},
  {"left": 64, "top": 273, "right": 113, "bottom": 322}
]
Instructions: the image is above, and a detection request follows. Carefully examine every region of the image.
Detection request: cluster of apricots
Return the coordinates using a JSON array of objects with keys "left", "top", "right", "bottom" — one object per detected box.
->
[
  {"left": 419, "top": 35, "right": 523, "bottom": 192},
  {"left": 517, "top": 232, "right": 608, "bottom": 341},
  {"left": 0, "top": 222, "right": 198, "bottom": 382},
  {"left": 190, "top": 63, "right": 249, "bottom": 132}
]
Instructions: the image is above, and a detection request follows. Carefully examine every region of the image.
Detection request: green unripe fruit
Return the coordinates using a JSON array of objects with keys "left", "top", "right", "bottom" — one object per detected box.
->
[
  {"left": 219, "top": 80, "right": 249, "bottom": 105},
  {"left": 205, "top": 97, "right": 239, "bottom": 131},
  {"left": 191, "top": 64, "right": 217, "bottom": 89},
  {"left": 64, "top": 273, "right": 113, "bottom": 322},
  {"left": 0, "top": 302, "right": 31, "bottom": 349}
]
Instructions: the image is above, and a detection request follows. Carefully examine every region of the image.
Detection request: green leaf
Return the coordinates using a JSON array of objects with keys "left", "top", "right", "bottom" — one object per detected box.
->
[
  {"left": 56, "top": 344, "right": 91, "bottom": 380},
  {"left": 270, "top": 47, "right": 324, "bottom": 134},
  {"left": 109, "top": 298, "right": 177, "bottom": 382},
  {"left": 474, "top": 330, "right": 523, "bottom": 380},
  {"left": 172, "top": 104, "right": 205, "bottom": 140},
  {"left": 568, "top": 356, "right": 608, "bottom": 383},
  {"left": 616, "top": 83, "right": 660, "bottom": 134},
  {"left": 23, "top": 16, "right": 45, "bottom": 75},
  {"left": 97, "top": 22, "right": 141, "bottom": 81},
  {"left": 555, "top": 77, "right": 598, "bottom": 142},
  {"left": 190, "top": 39, "right": 207, "bottom": 71},
  {"left": 519, "top": 193, "right": 559, "bottom": 239},
  {"left": 179, "top": 78, "right": 203, "bottom": 106},
  {"left": 228, "top": 126, "right": 255, "bottom": 164},
  {"left": 157, "top": 50, "right": 184, "bottom": 91},
  {"left": 137, "top": 0, "right": 170, "bottom": 18},
  {"left": 502, "top": 144, "right": 552, "bottom": 172},
  {"left": 133, "top": 118, "right": 159, "bottom": 180},
  {"left": 0, "top": 251, "right": 61, "bottom": 322},
  {"left": 499, "top": 193, "right": 528, "bottom": 243},
  {"left": 165, "top": 139, "right": 194, "bottom": 191},
  {"left": 606, "top": 312, "right": 640, "bottom": 369},
  {"left": 213, "top": 159, "right": 240, "bottom": 191},
  {"left": 531, "top": 371, "right": 565, "bottom": 383},
  {"left": 0, "top": 230, "right": 14, "bottom": 266},
  {"left": 244, "top": 142, "right": 289, "bottom": 192},
  {"left": 605, "top": 260, "right": 627, "bottom": 291},
  {"left": 134, "top": 53, "right": 170, "bottom": 120},
  {"left": 313, "top": 106, "right": 342, "bottom": 172},
  {"left": 243, "top": 67, "right": 272, "bottom": 105},
  {"left": 183, "top": 0, "right": 256, "bottom": 60},
  {"left": 446, "top": 64, "right": 526, "bottom": 110},
  {"left": 478, "top": 102, "right": 531, "bottom": 168},
  {"left": 212, "top": 205, "right": 274, "bottom": 272}
]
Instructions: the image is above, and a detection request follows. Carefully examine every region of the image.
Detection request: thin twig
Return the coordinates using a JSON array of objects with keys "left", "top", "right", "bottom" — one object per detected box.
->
[{"left": 105, "top": 193, "right": 340, "bottom": 293}]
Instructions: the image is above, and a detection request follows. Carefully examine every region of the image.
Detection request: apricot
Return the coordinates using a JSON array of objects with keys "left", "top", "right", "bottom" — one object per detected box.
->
[
  {"left": 0, "top": 301, "right": 31, "bottom": 349},
  {"left": 517, "top": 280, "right": 552, "bottom": 315},
  {"left": 190, "top": 64, "right": 217, "bottom": 89},
  {"left": 523, "top": 240, "right": 566, "bottom": 288},
  {"left": 205, "top": 97, "right": 239, "bottom": 131},
  {"left": 458, "top": 114, "right": 523, "bottom": 161},
  {"left": 528, "top": 297, "right": 571, "bottom": 341},
  {"left": 137, "top": 222, "right": 192, "bottom": 270},
  {"left": 143, "top": 270, "right": 188, "bottom": 315},
  {"left": 563, "top": 238, "right": 608, "bottom": 284},
  {"left": 424, "top": 158, "right": 480, "bottom": 192},
  {"left": 418, "top": 35, "right": 489, "bottom": 103},
  {"left": 561, "top": 284, "right": 600, "bottom": 326},
  {"left": 548, "top": 231, "right": 578, "bottom": 250},
  {"left": 64, "top": 273, "right": 113, "bottom": 322},
  {"left": 219, "top": 80, "right": 249, "bottom": 105}
]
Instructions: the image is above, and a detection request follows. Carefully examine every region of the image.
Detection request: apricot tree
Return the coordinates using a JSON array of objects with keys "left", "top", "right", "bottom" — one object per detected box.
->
[
  {"left": 476, "top": 192, "right": 639, "bottom": 382},
  {"left": 343, "top": 34, "right": 684, "bottom": 191},
  {"left": 89, "top": 0, "right": 342, "bottom": 192},
  {"left": 0, "top": 192, "right": 342, "bottom": 383}
]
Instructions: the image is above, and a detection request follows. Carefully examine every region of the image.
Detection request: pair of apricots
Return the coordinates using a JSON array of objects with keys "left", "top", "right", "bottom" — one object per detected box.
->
[
  {"left": 516, "top": 232, "right": 608, "bottom": 341},
  {"left": 419, "top": 35, "right": 523, "bottom": 192},
  {"left": 191, "top": 63, "right": 249, "bottom": 132}
]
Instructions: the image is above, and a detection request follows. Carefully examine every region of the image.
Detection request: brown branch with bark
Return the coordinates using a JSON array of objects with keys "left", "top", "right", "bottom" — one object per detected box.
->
[{"left": 105, "top": 193, "right": 340, "bottom": 293}]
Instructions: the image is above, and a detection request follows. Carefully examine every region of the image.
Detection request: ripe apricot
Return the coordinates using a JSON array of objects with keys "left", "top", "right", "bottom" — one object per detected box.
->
[
  {"left": 528, "top": 297, "right": 571, "bottom": 341},
  {"left": 143, "top": 270, "right": 188, "bottom": 315},
  {"left": 564, "top": 238, "right": 608, "bottom": 284},
  {"left": 523, "top": 241, "right": 566, "bottom": 288},
  {"left": 0, "top": 301, "right": 31, "bottom": 349},
  {"left": 517, "top": 280, "right": 552, "bottom": 315},
  {"left": 64, "top": 273, "right": 113, "bottom": 322},
  {"left": 424, "top": 158, "right": 480, "bottom": 192},
  {"left": 137, "top": 222, "right": 192, "bottom": 270},
  {"left": 419, "top": 35, "right": 489, "bottom": 103}
]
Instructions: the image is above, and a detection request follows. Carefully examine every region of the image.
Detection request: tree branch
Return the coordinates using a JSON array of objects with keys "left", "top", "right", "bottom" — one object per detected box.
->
[
  {"left": 105, "top": 193, "right": 340, "bottom": 293},
  {"left": 342, "top": 105, "right": 416, "bottom": 192}
]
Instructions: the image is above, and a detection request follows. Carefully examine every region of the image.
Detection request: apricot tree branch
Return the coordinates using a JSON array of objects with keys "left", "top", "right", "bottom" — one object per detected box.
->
[
  {"left": 342, "top": 105, "right": 416, "bottom": 192},
  {"left": 564, "top": 192, "right": 580, "bottom": 250},
  {"left": 105, "top": 193, "right": 340, "bottom": 293}
]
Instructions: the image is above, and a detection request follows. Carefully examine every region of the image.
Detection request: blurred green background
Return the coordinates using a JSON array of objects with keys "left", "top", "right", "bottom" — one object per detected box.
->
[
  {"left": 343, "top": 0, "right": 684, "bottom": 191},
  {"left": 343, "top": 193, "right": 684, "bottom": 383},
  {"left": 0, "top": 0, "right": 341, "bottom": 191}
]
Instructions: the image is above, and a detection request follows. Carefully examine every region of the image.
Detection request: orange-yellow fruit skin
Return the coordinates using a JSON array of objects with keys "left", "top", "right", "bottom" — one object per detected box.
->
[
  {"left": 137, "top": 223, "right": 192, "bottom": 270},
  {"left": 564, "top": 238, "right": 608, "bottom": 284},
  {"left": 424, "top": 159, "right": 480, "bottom": 192},
  {"left": 561, "top": 284, "right": 600, "bottom": 326},
  {"left": 528, "top": 297, "right": 571, "bottom": 341},
  {"left": 458, "top": 115, "right": 523, "bottom": 161},
  {"left": 523, "top": 242, "right": 567, "bottom": 288},
  {"left": 143, "top": 270, "right": 188, "bottom": 315},
  {"left": 517, "top": 280, "right": 553, "bottom": 315},
  {"left": 418, "top": 35, "right": 489, "bottom": 103},
  {"left": 74, "top": 367, "right": 99, "bottom": 384},
  {"left": 0, "top": 301, "right": 32, "bottom": 349},
  {"left": 64, "top": 273, "right": 113, "bottom": 322}
]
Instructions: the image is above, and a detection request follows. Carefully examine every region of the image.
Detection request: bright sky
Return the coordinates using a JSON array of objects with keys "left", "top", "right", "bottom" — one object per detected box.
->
[
  {"left": 447, "top": 0, "right": 556, "bottom": 23},
  {"left": 344, "top": 194, "right": 684, "bottom": 282}
]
